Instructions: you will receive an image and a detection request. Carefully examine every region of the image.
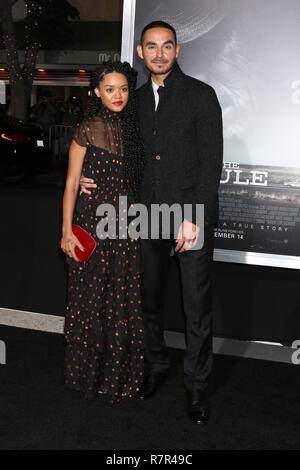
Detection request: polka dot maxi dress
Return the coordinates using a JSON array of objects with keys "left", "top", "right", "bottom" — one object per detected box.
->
[{"left": 64, "top": 109, "right": 144, "bottom": 400}]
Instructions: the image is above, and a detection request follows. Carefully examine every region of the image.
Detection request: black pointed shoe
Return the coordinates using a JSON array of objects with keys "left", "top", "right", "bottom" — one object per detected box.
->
[{"left": 186, "top": 390, "right": 210, "bottom": 425}]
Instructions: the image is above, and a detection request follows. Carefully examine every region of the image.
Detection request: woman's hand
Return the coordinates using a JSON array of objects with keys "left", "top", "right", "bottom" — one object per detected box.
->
[{"left": 60, "top": 231, "right": 85, "bottom": 262}]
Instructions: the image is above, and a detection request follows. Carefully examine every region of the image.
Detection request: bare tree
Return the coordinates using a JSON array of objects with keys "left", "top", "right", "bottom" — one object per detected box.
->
[{"left": 0, "top": 0, "right": 79, "bottom": 120}]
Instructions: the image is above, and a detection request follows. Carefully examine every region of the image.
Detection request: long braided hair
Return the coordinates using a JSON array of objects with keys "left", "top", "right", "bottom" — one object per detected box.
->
[{"left": 86, "top": 61, "right": 146, "bottom": 201}]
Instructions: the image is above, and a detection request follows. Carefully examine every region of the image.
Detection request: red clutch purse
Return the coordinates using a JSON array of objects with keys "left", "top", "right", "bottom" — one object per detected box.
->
[{"left": 72, "top": 224, "right": 97, "bottom": 262}]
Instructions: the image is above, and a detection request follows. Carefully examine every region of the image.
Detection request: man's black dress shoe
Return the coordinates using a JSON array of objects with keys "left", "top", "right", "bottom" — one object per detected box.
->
[
  {"left": 186, "top": 390, "right": 210, "bottom": 425},
  {"left": 137, "top": 372, "right": 166, "bottom": 400}
]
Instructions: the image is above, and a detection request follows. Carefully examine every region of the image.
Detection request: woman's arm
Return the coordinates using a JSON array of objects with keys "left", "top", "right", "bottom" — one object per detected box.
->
[{"left": 60, "top": 140, "right": 86, "bottom": 261}]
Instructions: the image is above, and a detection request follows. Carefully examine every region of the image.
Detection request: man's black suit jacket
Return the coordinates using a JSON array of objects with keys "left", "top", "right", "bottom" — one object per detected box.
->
[{"left": 136, "top": 62, "right": 223, "bottom": 233}]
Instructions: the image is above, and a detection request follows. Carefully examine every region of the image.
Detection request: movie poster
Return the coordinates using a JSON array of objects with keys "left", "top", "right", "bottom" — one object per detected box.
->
[{"left": 124, "top": 0, "right": 300, "bottom": 267}]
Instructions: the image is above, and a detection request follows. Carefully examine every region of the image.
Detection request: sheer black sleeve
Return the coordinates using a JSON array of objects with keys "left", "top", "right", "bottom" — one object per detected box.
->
[{"left": 72, "top": 122, "right": 89, "bottom": 147}]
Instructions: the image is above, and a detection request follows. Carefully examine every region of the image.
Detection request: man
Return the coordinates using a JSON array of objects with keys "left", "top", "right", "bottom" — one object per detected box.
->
[
  {"left": 30, "top": 91, "right": 56, "bottom": 130},
  {"left": 80, "top": 21, "right": 223, "bottom": 425}
]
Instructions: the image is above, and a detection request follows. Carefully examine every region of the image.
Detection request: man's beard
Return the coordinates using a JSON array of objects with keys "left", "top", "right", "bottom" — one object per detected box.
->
[{"left": 149, "top": 60, "right": 175, "bottom": 76}]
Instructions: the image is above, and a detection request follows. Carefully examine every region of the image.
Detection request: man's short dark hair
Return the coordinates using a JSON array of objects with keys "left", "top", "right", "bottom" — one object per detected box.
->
[{"left": 140, "top": 21, "right": 177, "bottom": 44}]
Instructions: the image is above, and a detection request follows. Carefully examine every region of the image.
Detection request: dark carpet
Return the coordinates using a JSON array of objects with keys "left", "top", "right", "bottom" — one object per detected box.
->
[{"left": 0, "top": 325, "right": 299, "bottom": 450}]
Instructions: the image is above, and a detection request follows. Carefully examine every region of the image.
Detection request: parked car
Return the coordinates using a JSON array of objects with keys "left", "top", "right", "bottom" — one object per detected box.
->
[{"left": 0, "top": 114, "right": 52, "bottom": 182}]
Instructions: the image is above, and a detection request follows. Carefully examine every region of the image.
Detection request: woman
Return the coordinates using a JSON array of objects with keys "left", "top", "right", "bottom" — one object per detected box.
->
[{"left": 60, "top": 62, "right": 145, "bottom": 400}]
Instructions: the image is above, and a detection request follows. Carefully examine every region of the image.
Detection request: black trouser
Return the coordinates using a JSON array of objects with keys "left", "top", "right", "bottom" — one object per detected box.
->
[{"left": 141, "top": 237, "right": 214, "bottom": 394}]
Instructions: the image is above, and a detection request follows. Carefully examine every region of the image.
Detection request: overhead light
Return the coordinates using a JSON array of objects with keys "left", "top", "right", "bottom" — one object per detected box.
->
[
  {"left": 38, "top": 68, "right": 45, "bottom": 72},
  {"left": 0, "top": 68, "right": 5, "bottom": 71}
]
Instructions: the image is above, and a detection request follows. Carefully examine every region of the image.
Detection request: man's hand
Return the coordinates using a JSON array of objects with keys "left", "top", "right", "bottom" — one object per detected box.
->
[
  {"left": 175, "top": 219, "right": 200, "bottom": 253},
  {"left": 79, "top": 175, "right": 97, "bottom": 195}
]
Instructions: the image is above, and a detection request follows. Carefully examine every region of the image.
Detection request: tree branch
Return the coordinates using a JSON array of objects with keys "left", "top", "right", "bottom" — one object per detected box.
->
[
  {"left": 0, "top": 1, "right": 22, "bottom": 79},
  {"left": 23, "top": 43, "right": 39, "bottom": 79}
]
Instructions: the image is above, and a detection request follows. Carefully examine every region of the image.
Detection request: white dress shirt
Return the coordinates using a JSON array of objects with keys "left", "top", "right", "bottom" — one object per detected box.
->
[{"left": 151, "top": 80, "right": 160, "bottom": 111}]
